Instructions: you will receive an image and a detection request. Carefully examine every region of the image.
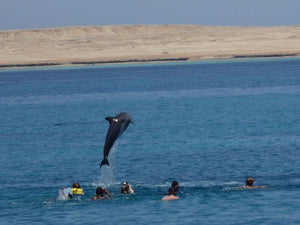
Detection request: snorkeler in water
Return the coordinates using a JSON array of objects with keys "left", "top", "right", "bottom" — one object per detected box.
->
[
  {"left": 72, "top": 182, "right": 84, "bottom": 195},
  {"left": 238, "top": 177, "right": 267, "bottom": 189},
  {"left": 120, "top": 182, "right": 134, "bottom": 194},
  {"left": 91, "top": 186, "right": 113, "bottom": 200},
  {"left": 162, "top": 180, "right": 180, "bottom": 201}
]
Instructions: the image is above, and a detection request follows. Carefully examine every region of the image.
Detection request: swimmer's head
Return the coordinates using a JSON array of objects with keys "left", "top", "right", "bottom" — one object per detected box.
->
[
  {"left": 121, "top": 182, "right": 129, "bottom": 193},
  {"left": 96, "top": 186, "right": 105, "bottom": 196},
  {"left": 246, "top": 177, "right": 255, "bottom": 186},
  {"left": 73, "top": 183, "right": 80, "bottom": 188},
  {"left": 172, "top": 181, "right": 179, "bottom": 189}
]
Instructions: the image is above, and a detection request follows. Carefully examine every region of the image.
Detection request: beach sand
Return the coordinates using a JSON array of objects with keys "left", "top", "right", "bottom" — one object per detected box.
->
[{"left": 1, "top": 25, "right": 300, "bottom": 68}]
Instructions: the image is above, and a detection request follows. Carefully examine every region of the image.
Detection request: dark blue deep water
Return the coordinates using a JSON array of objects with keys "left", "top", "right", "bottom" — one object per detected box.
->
[{"left": 1, "top": 58, "right": 299, "bottom": 224}]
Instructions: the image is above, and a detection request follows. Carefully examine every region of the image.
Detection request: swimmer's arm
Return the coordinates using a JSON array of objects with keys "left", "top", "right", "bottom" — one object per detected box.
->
[
  {"left": 254, "top": 185, "right": 267, "bottom": 189},
  {"left": 234, "top": 185, "right": 267, "bottom": 189},
  {"left": 104, "top": 189, "right": 113, "bottom": 198},
  {"left": 128, "top": 184, "right": 134, "bottom": 194}
]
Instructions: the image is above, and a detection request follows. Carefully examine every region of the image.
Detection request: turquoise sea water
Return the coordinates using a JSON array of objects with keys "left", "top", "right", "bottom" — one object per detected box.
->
[{"left": 0, "top": 58, "right": 299, "bottom": 224}]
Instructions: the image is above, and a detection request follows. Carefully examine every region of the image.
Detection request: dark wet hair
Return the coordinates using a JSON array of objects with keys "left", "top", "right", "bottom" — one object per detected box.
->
[
  {"left": 168, "top": 187, "right": 176, "bottom": 196},
  {"left": 172, "top": 181, "right": 179, "bottom": 188},
  {"left": 96, "top": 187, "right": 104, "bottom": 196},
  {"left": 170, "top": 181, "right": 179, "bottom": 195},
  {"left": 73, "top": 183, "right": 80, "bottom": 188},
  {"left": 246, "top": 177, "right": 255, "bottom": 186}
]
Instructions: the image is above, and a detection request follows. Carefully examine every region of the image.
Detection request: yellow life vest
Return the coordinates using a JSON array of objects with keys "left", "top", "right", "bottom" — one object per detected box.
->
[{"left": 72, "top": 188, "right": 84, "bottom": 195}]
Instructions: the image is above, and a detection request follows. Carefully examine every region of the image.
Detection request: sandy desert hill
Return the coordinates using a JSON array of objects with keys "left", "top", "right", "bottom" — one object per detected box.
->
[{"left": 1, "top": 25, "right": 300, "bottom": 67}]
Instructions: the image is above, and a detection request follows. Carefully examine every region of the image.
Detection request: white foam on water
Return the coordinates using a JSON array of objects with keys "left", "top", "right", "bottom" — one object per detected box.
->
[
  {"left": 93, "top": 145, "right": 118, "bottom": 188},
  {"left": 56, "top": 187, "right": 73, "bottom": 201}
]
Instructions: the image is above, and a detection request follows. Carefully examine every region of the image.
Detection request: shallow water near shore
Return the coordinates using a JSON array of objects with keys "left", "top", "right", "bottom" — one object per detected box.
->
[{"left": 1, "top": 58, "right": 300, "bottom": 224}]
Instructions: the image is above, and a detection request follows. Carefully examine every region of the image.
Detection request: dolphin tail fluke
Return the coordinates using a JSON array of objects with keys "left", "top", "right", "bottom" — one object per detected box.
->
[{"left": 100, "top": 158, "right": 109, "bottom": 168}]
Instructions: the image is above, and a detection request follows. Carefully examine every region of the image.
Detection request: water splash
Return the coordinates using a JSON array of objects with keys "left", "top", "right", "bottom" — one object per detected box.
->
[
  {"left": 56, "top": 187, "right": 73, "bottom": 201},
  {"left": 94, "top": 146, "right": 118, "bottom": 188}
]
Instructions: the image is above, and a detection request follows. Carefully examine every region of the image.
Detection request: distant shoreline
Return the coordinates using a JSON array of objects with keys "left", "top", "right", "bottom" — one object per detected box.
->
[
  {"left": 0, "top": 57, "right": 188, "bottom": 68},
  {"left": 0, "top": 54, "right": 299, "bottom": 69},
  {"left": 1, "top": 25, "right": 300, "bottom": 69}
]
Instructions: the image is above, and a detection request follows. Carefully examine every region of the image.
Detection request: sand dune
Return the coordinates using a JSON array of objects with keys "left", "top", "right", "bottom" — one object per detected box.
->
[{"left": 1, "top": 25, "right": 300, "bottom": 67}]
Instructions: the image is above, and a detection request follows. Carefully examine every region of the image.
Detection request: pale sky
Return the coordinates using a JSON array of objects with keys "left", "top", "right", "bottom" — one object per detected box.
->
[{"left": 1, "top": 0, "right": 300, "bottom": 30}]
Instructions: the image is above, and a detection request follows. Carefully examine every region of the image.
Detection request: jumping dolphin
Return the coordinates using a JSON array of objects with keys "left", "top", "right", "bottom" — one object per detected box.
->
[{"left": 100, "top": 112, "right": 133, "bottom": 168}]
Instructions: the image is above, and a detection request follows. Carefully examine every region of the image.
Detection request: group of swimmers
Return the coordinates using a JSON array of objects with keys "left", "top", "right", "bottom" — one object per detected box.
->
[
  {"left": 60, "top": 181, "right": 135, "bottom": 200},
  {"left": 91, "top": 182, "right": 135, "bottom": 200},
  {"left": 91, "top": 181, "right": 178, "bottom": 201},
  {"left": 61, "top": 177, "right": 265, "bottom": 201}
]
